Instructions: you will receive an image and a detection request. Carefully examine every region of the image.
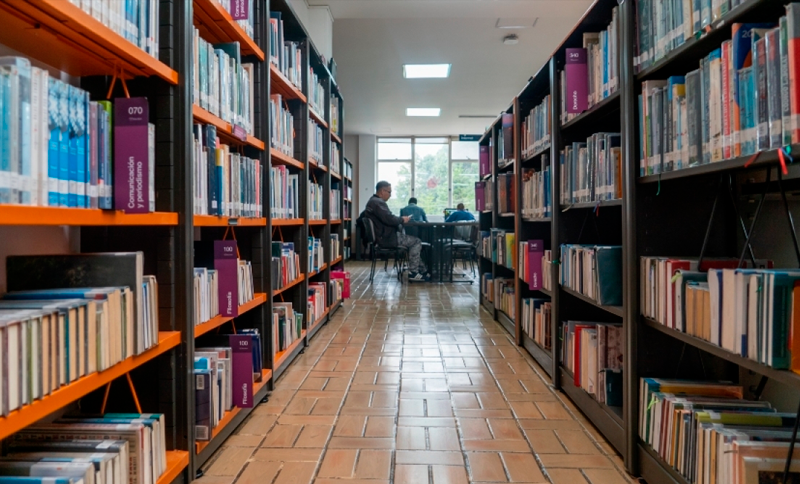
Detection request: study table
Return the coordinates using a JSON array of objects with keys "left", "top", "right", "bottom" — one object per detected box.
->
[{"left": 402, "top": 221, "right": 479, "bottom": 283}]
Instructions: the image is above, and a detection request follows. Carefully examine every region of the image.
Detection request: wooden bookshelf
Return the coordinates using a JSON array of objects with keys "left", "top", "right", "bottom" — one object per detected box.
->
[
  {"left": 270, "top": 148, "right": 305, "bottom": 170},
  {"left": 157, "top": 451, "right": 190, "bottom": 484},
  {"left": 331, "top": 171, "right": 342, "bottom": 181},
  {"left": 193, "top": 0, "right": 265, "bottom": 60},
  {"left": 0, "top": 0, "right": 178, "bottom": 83},
  {"left": 309, "top": 219, "right": 327, "bottom": 225},
  {"left": 330, "top": 219, "right": 342, "bottom": 224},
  {"left": 332, "top": 132, "right": 343, "bottom": 144},
  {"left": 273, "top": 275, "right": 305, "bottom": 297},
  {"left": 275, "top": 332, "right": 307, "bottom": 369},
  {"left": 0, "top": 331, "right": 181, "bottom": 441},
  {"left": 308, "top": 159, "right": 328, "bottom": 172},
  {"left": 270, "top": 64, "right": 307, "bottom": 102},
  {"left": 309, "top": 307, "right": 330, "bottom": 333},
  {"left": 194, "top": 215, "right": 267, "bottom": 227},
  {"left": 272, "top": 218, "right": 305, "bottom": 226},
  {"left": 308, "top": 263, "right": 328, "bottom": 277},
  {"left": 0, "top": 206, "right": 179, "bottom": 226},
  {"left": 331, "top": 256, "right": 343, "bottom": 265},
  {"left": 309, "top": 107, "right": 328, "bottom": 128},
  {"left": 193, "top": 105, "right": 265, "bottom": 150},
  {"left": 194, "top": 294, "right": 268, "bottom": 338}
]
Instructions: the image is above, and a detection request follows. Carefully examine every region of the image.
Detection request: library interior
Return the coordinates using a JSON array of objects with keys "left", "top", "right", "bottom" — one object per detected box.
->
[{"left": 3, "top": 0, "right": 800, "bottom": 483}]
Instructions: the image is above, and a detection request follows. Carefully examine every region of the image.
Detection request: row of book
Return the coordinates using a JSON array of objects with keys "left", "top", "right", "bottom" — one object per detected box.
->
[
  {"left": 343, "top": 202, "right": 352, "bottom": 220},
  {"left": 331, "top": 101, "right": 340, "bottom": 137},
  {"left": 269, "top": 12, "right": 303, "bottom": 91},
  {"left": 343, "top": 160, "right": 353, "bottom": 180},
  {"left": 270, "top": 165, "right": 300, "bottom": 219},
  {"left": 192, "top": 125, "right": 263, "bottom": 218},
  {"left": 270, "top": 95, "right": 295, "bottom": 158},
  {"left": 309, "top": 182, "right": 324, "bottom": 220},
  {"left": 639, "top": 378, "right": 800, "bottom": 483},
  {"left": 331, "top": 188, "right": 341, "bottom": 220},
  {"left": 5, "top": 412, "right": 167, "bottom": 484},
  {"left": 562, "top": 321, "right": 623, "bottom": 406},
  {"left": 194, "top": 240, "right": 254, "bottom": 319},
  {"left": 67, "top": 0, "right": 160, "bottom": 59},
  {"left": 495, "top": 278, "right": 515, "bottom": 321},
  {"left": 194, "top": 267, "right": 219, "bottom": 326},
  {"left": 271, "top": 241, "right": 301, "bottom": 291},
  {"left": 0, "top": 252, "right": 158, "bottom": 416},
  {"left": 210, "top": 0, "right": 255, "bottom": 42},
  {"left": 639, "top": 17, "right": 800, "bottom": 176},
  {"left": 521, "top": 95, "right": 551, "bottom": 159},
  {"left": 480, "top": 229, "right": 515, "bottom": 269},
  {"left": 518, "top": 240, "right": 545, "bottom": 290},
  {"left": 343, "top": 184, "right": 352, "bottom": 200},
  {"left": 480, "top": 144, "right": 491, "bottom": 178},
  {"left": 521, "top": 298, "right": 551, "bottom": 350},
  {"left": 543, "top": 249, "right": 554, "bottom": 291},
  {"left": 521, "top": 160, "right": 552, "bottom": 220},
  {"left": 497, "top": 113, "right": 514, "bottom": 166},
  {"left": 308, "top": 281, "right": 327, "bottom": 326},
  {"left": 496, "top": 173, "right": 516, "bottom": 214},
  {"left": 273, "top": 302, "right": 302, "bottom": 352},
  {"left": 330, "top": 234, "right": 340, "bottom": 262},
  {"left": 561, "top": 7, "right": 620, "bottom": 124},
  {"left": 309, "top": 68, "right": 326, "bottom": 116},
  {"left": 332, "top": 143, "right": 341, "bottom": 174},
  {"left": 0, "top": 58, "right": 159, "bottom": 212},
  {"left": 330, "top": 274, "right": 345, "bottom": 304},
  {"left": 474, "top": 180, "right": 494, "bottom": 212},
  {"left": 309, "top": 237, "right": 324, "bottom": 273},
  {"left": 481, "top": 273, "right": 494, "bottom": 303},
  {"left": 559, "top": 244, "right": 623, "bottom": 306},
  {"left": 560, "top": 133, "right": 622, "bottom": 205},
  {"left": 344, "top": 246, "right": 351, "bottom": 260},
  {"left": 195, "top": 330, "right": 264, "bottom": 440},
  {"left": 309, "top": 120, "right": 324, "bottom": 166},
  {"left": 191, "top": 36, "right": 254, "bottom": 136}
]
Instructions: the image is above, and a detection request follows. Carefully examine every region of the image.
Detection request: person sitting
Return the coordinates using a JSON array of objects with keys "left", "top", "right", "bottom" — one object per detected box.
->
[
  {"left": 400, "top": 197, "right": 427, "bottom": 222},
  {"left": 445, "top": 203, "right": 476, "bottom": 222},
  {"left": 365, "top": 181, "right": 430, "bottom": 281}
]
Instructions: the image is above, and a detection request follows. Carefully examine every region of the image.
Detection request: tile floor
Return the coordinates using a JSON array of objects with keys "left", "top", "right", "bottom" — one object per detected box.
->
[{"left": 198, "top": 262, "right": 638, "bottom": 484}]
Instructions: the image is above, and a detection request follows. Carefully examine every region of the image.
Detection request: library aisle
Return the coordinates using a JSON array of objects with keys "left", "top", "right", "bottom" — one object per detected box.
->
[{"left": 196, "top": 262, "right": 635, "bottom": 484}]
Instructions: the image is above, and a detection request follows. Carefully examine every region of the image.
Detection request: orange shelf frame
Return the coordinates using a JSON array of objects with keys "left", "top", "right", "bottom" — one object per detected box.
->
[
  {"left": 331, "top": 256, "right": 343, "bottom": 265},
  {"left": 193, "top": 0, "right": 264, "bottom": 60},
  {"left": 308, "top": 263, "right": 328, "bottom": 278},
  {"left": 0, "top": 206, "right": 178, "bottom": 226},
  {"left": 275, "top": 332, "right": 306, "bottom": 369},
  {"left": 309, "top": 308, "right": 330, "bottom": 332},
  {"left": 331, "top": 171, "right": 342, "bottom": 181},
  {"left": 270, "top": 149, "right": 305, "bottom": 170},
  {"left": 273, "top": 275, "right": 305, "bottom": 297},
  {"left": 270, "top": 64, "right": 307, "bottom": 102},
  {"left": 194, "top": 293, "right": 267, "bottom": 338},
  {"left": 0, "top": 331, "right": 181, "bottom": 441},
  {"left": 344, "top": 218, "right": 352, "bottom": 221},
  {"left": 331, "top": 132, "right": 343, "bottom": 144},
  {"left": 308, "top": 219, "right": 327, "bottom": 226},
  {"left": 309, "top": 108, "right": 328, "bottom": 129},
  {"left": 195, "top": 369, "right": 272, "bottom": 454},
  {"left": 0, "top": 0, "right": 178, "bottom": 84},
  {"left": 156, "top": 451, "right": 189, "bottom": 484},
  {"left": 330, "top": 219, "right": 342, "bottom": 225},
  {"left": 194, "top": 215, "right": 266, "bottom": 227},
  {"left": 272, "top": 218, "right": 305, "bottom": 227},
  {"left": 193, "top": 105, "right": 265, "bottom": 150},
  {"left": 308, "top": 160, "right": 328, "bottom": 172}
]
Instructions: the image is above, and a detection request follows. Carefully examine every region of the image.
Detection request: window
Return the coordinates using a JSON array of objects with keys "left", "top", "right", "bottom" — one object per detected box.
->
[
  {"left": 414, "top": 138, "right": 449, "bottom": 217},
  {"left": 377, "top": 162, "right": 412, "bottom": 213}
]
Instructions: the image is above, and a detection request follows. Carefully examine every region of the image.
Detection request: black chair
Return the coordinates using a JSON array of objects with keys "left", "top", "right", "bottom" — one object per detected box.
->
[
  {"left": 447, "top": 223, "right": 479, "bottom": 277},
  {"left": 363, "top": 217, "right": 407, "bottom": 282}
]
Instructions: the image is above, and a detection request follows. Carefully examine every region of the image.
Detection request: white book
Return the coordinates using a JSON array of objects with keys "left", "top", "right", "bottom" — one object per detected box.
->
[{"left": 30, "top": 67, "right": 42, "bottom": 207}]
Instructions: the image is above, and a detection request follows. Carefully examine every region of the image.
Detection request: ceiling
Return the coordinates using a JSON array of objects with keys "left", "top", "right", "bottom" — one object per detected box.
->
[{"left": 313, "top": 0, "right": 594, "bottom": 136}]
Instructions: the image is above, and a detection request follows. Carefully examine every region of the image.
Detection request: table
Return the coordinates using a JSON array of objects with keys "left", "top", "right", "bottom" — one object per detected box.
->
[{"left": 403, "top": 221, "right": 479, "bottom": 283}]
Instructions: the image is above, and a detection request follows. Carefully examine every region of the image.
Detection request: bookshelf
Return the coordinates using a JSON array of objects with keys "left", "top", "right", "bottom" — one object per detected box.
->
[{"left": 0, "top": 0, "right": 345, "bottom": 482}]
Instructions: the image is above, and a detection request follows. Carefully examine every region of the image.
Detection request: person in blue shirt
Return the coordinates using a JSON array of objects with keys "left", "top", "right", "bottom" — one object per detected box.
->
[
  {"left": 445, "top": 203, "right": 476, "bottom": 222},
  {"left": 400, "top": 197, "right": 427, "bottom": 222}
]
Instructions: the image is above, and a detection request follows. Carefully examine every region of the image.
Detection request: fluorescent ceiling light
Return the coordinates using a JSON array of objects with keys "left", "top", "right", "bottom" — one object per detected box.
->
[
  {"left": 403, "top": 64, "right": 451, "bottom": 78},
  {"left": 406, "top": 108, "right": 441, "bottom": 117}
]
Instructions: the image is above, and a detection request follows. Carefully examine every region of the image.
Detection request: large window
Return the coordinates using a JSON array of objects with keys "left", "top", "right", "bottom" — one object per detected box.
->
[{"left": 376, "top": 137, "right": 479, "bottom": 219}]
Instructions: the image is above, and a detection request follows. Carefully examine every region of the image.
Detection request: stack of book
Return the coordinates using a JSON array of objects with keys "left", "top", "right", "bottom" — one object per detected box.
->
[
  {"left": 343, "top": 161, "right": 352, "bottom": 179},
  {"left": 331, "top": 186, "right": 341, "bottom": 219},
  {"left": 271, "top": 241, "right": 301, "bottom": 291},
  {"left": 308, "top": 282, "right": 327, "bottom": 324},
  {"left": 480, "top": 231, "right": 492, "bottom": 260},
  {"left": 521, "top": 298, "right": 551, "bottom": 350},
  {"left": 237, "top": 259, "right": 254, "bottom": 306},
  {"left": 543, "top": 249, "right": 554, "bottom": 291},
  {"left": 191, "top": 37, "right": 254, "bottom": 136},
  {"left": 522, "top": 95, "right": 551, "bottom": 158},
  {"left": 330, "top": 277, "right": 344, "bottom": 304},
  {"left": 560, "top": 244, "right": 622, "bottom": 306},
  {"left": 494, "top": 278, "right": 515, "bottom": 320},
  {"left": 521, "top": 159, "right": 552, "bottom": 220},
  {"left": 474, "top": 179, "right": 495, "bottom": 212},
  {"left": 562, "top": 321, "right": 623, "bottom": 405},
  {"left": 492, "top": 229, "right": 515, "bottom": 269},
  {"left": 332, "top": 144, "right": 341, "bottom": 174},
  {"left": 480, "top": 144, "right": 491, "bottom": 178},
  {"left": 273, "top": 302, "right": 302, "bottom": 352},
  {"left": 9, "top": 412, "right": 167, "bottom": 484},
  {"left": 192, "top": 124, "right": 263, "bottom": 218},
  {"left": 331, "top": 100, "right": 340, "bottom": 136},
  {"left": 270, "top": 165, "right": 300, "bottom": 219},
  {"left": 67, "top": 0, "right": 160, "bottom": 58},
  {"left": 481, "top": 273, "right": 494, "bottom": 302},
  {"left": 496, "top": 173, "right": 516, "bottom": 214},
  {"left": 343, "top": 201, "right": 351, "bottom": 220},
  {"left": 560, "top": 7, "right": 620, "bottom": 124},
  {"left": 344, "top": 184, "right": 352, "bottom": 200},
  {"left": 308, "top": 237, "right": 324, "bottom": 273},
  {"left": 308, "top": 182, "right": 324, "bottom": 220},
  {"left": 0, "top": 253, "right": 158, "bottom": 415},
  {"left": 498, "top": 113, "right": 514, "bottom": 166},
  {"left": 309, "top": 120, "right": 324, "bottom": 166},
  {"left": 309, "top": 68, "right": 325, "bottom": 116},
  {"left": 194, "top": 267, "right": 219, "bottom": 326},
  {"left": 559, "top": 133, "right": 622, "bottom": 205},
  {"left": 270, "top": 94, "right": 294, "bottom": 157},
  {"left": 269, "top": 12, "right": 302, "bottom": 90},
  {"left": 194, "top": 241, "right": 254, "bottom": 318},
  {"left": 638, "top": 15, "right": 800, "bottom": 176},
  {"left": 639, "top": 378, "right": 800, "bottom": 482},
  {"left": 330, "top": 234, "right": 340, "bottom": 261},
  {"left": 518, "top": 240, "right": 545, "bottom": 290}
]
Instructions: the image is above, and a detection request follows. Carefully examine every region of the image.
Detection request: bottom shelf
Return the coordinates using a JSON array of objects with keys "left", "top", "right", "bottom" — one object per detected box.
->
[
  {"left": 521, "top": 333, "right": 552, "bottom": 378},
  {"left": 557, "top": 366, "right": 625, "bottom": 455},
  {"left": 308, "top": 307, "right": 331, "bottom": 340},
  {"left": 157, "top": 451, "right": 189, "bottom": 484},
  {"left": 274, "top": 330, "right": 307, "bottom": 379},
  {"left": 637, "top": 441, "right": 688, "bottom": 484},
  {"left": 481, "top": 296, "right": 494, "bottom": 315},
  {"left": 497, "top": 310, "right": 515, "bottom": 338}
]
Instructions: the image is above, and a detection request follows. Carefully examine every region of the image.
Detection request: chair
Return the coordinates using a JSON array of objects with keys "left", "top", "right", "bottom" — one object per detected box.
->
[
  {"left": 363, "top": 217, "right": 408, "bottom": 282},
  {"left": 447, "top": 223, "right": 479, "bottom": 277}
]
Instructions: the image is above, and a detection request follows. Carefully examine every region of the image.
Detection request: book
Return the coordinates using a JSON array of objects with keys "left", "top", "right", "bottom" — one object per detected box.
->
[
  {"left": 565, "top": 48, "right": 588, "bottom": 115},
  {"left": 113, "top": 98, "right": 152, "bottom": 214}
]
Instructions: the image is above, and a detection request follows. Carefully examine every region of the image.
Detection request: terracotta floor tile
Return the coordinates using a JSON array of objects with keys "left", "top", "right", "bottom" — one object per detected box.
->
[
  {"left": 538, "top": 454, "right": 615, "bottom": 469},
  {"left": 294, "top": 424, "right": 333, "bottom": 447},
  {"left": 204, "top": 446, "right": 254, "bottom": 476},
  {"left": 451, "top": 393, "right": 481, "bottom": 409},
  {"left": 463, "top": 440, "right": 532, "bottom": 452},
  {"left": 477, "top": 392, "right": 509, "bottom": 409},
  {"left": 547, "top": 469, "right": 589, "bottom": 484},
  {"left": 488, "top": 418, "right": 525, "bottom": 440},
  {"left": 317, "top": 448, "right": 358, "bottom": 478},
  {"left": 235, "top": 461, "right": 281, "bottom": 484},
  {"left": 468, "top": 452, "right": 507, "bottom": 481},
  {"left": 518, "top": 419, "right": 583, "bottom": 430},
  {"left": 236, "top": 414, "right": 277, "bottom": 435},
  {"left": 395, "top": 465, "right": 430, "bottom": 484},
  {"left": 509, "top": 401, "right": 544, "bottom": 419},
  {"left": 277, "top": 415, "right": 337, "bottom": 426},
  {"left": 365, "top": 416, "right": 396, "bottom": 437},
  {"left": 458, "top": 418, "right": 493, "bottom": 440},
  {"left": 327, "top": 437, "right": 396, "bottom": 449},
  {"left": 502, "top": 452, "right": 546, "bottom": 482},
  {"left": 221, "top": 434, "right": 263, "bottom": 447},
  {"left": 396, "top": 450, "right": 465, "bottom": 466},
  {"left": 398, "top": 417, "right": 456, "bottom": 427},
  {"left": 582, "top": 468, "right": 637, "bottom": 484},
  {"left": 191, "top": 477, "right": 232, "bottom": 484},
  {"left": 524, "top": 429, "right": 567, "bottom": 454},
  {"left": 536, "top": 401, "right": 573, "bottom": 420},
  {"left": 251, "top": 448, "right": 324, "bottom": 462},
  {"left": 426, "top": 399, "right": 455, "bottom": 417},
  {"left": 273, "top": 461, "right": 316, "bottom": 484},
  {"left": 396, "top": 425, "right": 427, "bottom": 450},
  {"left": 354, "top": 449, "right": 392, "bottom": 479},
  {"left": 334, "top": 415, "right": 368, "bottom": 436},
  {"left": 432, "top": 465, "right": 470, "bottom": 484},
  {"left": 261, "top": 424, "right": 302, "bottom": 448},
  {"left": 555, "top": 429, "right": 602, "bottom": 454},
  {"left": 455, "top": 408, "right": 515, "bottom": 418}
]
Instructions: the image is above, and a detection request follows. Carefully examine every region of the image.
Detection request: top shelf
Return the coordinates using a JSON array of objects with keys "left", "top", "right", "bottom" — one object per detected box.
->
[
  {"left": 193, "top": 0, "right": 265, "bottom": 60},
  {"left": 0, "top": 206, "right": 178, "bottom": 227},
  {"left": 270, "top": 64, "right": 307, "bottom": 103},
  {"left": 0, "top": 0, "right": 178, "bottom": 84}
]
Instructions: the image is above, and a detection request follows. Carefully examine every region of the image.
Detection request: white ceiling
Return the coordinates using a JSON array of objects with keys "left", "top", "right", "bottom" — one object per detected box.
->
[{"left": 313, "top": 0, "right": 593, "bottom": 136}]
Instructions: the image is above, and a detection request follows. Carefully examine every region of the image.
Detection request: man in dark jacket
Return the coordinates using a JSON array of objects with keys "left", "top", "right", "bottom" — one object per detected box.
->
[{"left": 365, "top": 181, "right": 429, "bottom": 281}]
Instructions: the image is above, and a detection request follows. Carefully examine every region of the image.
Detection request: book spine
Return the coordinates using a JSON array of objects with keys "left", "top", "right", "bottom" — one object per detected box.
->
[
  {"left": 114, "top": 97, "right": 151, "bottom": 213},
  {"left": 565, "top": 49, "right": 588, "bottom": 114},
  {"left": 767, "top": 28, "right": 783, "bottom": 149},
  {"left": 787, "top": 4, "right": 800, "bottom": 143},
  {"left": 229, "top": 335, "right": 254, "bottom": 408},
  {"left": 782, "top": 16, "right": 792, "bottom": 146}
]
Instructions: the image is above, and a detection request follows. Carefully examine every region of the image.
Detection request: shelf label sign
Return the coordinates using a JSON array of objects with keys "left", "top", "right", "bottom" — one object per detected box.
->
[
  {"left": 232, "top": 0, "right": 249, "bottom": 20},
  {"left": 233, "top": 124, "right": 247, "bottom": 142},
  {"left": 459, "top": 134, "right": 481, "bottom": 142}
]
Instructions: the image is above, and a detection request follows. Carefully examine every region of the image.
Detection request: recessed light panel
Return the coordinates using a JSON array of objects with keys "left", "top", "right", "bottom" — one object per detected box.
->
[
  {"left": 403, "top": 64, "right": 451, "bottom": 79},
  {"left": 406, "top": 108, "right": 441, "bottom": 117}
]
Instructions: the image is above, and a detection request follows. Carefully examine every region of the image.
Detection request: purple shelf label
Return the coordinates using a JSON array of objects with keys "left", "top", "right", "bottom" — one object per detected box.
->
[
  {"left": 233, "top": 124, "right": 247, "bottom": 142},
  {"left": 232, "top": 0, "right": 249, "bottom": 20}
]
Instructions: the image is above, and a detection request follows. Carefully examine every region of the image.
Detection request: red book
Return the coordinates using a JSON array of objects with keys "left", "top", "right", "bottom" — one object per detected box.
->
[
  {"left": 787, "top": 5, "right": 800, "bottom": 143},
  {"left": 721, "top": 40, "right": 732, "bottom": 160}
]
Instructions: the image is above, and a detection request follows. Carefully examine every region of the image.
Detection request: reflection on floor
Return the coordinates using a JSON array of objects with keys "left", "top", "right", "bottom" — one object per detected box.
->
[{"left": 197, "top": 261, "right": 636, "bottom": 484}]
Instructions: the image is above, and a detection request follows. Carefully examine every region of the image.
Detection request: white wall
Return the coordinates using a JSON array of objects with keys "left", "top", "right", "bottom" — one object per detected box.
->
[
  {"left": 288, "top": 0, "right": 333, "bottom": 60},
  {"left": 357, "top": 135, "right": 376, "bottom": 215}
]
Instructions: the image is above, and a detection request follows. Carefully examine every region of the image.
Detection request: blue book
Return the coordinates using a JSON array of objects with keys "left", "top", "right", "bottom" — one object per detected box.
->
[
  {"left": 77, "top": 91, "right": 88, "bottom": 208},
  {"left": 595, "top": 246, "right": 623, "bottom": 306},
  {"left": 0, "top": 67, "right": 12, "bottom": 204},
  {"left": 0, "top": 478, "right": 71, "bottom": 484},
  {"left": 97, "top": 101, "right": 113, "bottom": 209},
  {"left": 46, "top": 79, "right": 59, "bottom": 206},
  {"left": 0, "top": 57, "right": 32, "bottom": 205},
  {"left": 66, "top": 85, "right": 79, "bottom": 208},
  {"left": 205, "top": 125, "right": 218, "bottom": 215},
  {"left": 57, "top": 81, "right": 69, "bottom": 207}
]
